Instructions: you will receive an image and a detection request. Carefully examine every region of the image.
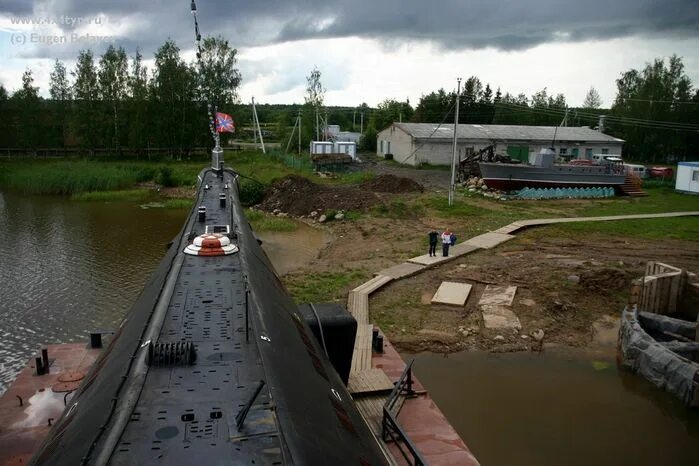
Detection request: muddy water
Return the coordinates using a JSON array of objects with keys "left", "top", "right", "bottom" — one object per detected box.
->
[
  {"left": 0, "top": 192, "right": 326, "bottom": 393},
  {"left": 412, "top": 349, "right": 699, "bottom": 466}
]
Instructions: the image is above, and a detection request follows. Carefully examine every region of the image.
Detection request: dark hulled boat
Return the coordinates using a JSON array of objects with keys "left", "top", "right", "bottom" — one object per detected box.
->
[
  {"left": 479, "top": 150, "right": 626, "bottom": 191},
  {"left": 29, "top": 152, "right": 389, "bottom": 465}
]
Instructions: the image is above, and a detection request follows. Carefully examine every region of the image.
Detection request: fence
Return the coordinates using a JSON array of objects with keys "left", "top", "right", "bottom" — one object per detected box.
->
[{"left": 640, "top": 262, "right": 687, "bottom": 314}]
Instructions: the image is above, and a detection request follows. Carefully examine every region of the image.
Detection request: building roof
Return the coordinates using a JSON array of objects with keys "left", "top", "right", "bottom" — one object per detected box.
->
[{"left": 391, "top": 123, "right": 625, "bottom": 143}]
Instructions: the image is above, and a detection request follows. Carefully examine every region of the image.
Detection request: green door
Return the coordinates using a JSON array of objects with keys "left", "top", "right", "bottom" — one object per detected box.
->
[
  {"left": 571, "top": 148, "right": 579, "bottom": 158},
  {"left": 507, "top": 146, "right": 529, "bottom": 162}
]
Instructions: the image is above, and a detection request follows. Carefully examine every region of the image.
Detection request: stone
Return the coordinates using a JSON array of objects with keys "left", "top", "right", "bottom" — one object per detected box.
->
[
  {"left": 531, "top": 329, "right": 545, "bottom": 341},
  {"left": 318, "top": 214, "right": 327, "bottom": 223},
  {"left": 567, "top": 275, "right": 580, "bottom": 283},
  {"left": 481, "top": 305, "right": 522, "bottom": 330},
  {"left": 479, "top": 285, "right": 518, "bottom": 306},
  {"left": 273, "top": 209, "right": 280, "bottom": 214},
  {"left": 335, "top": 213, "right": 345, "bottom": 220},
  {"left": 431, "top": 282, "right": 473, "bottom": 306},
  {"left": 493, "top": 335, "right": 505, "bottom": 341},
  {"left": 468, "top": 188, "right": 476, "bottom": 193},
  {"left": 520, "top": 335, "right": 529, "bottom": 340},
  {"left": 310, "top": 211, "right": 318, "bottom": 217}
]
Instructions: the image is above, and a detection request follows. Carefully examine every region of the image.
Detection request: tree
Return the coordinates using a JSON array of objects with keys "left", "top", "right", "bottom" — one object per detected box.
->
[
  {"left": 197, "top": 35, "right": 242, "bottom": 110},
  {"left": 374, "top": 98, "right": 413, "bottom": 131},
  {"left": 49, "top": 59, "right": 71, "bottom": 147},
  {"left": 151, "top": 40, "right": 198, "bottom": 155},
  {"left": 0, "top": 83, "right": 7, "bottom": 101},
  {"left": 583, "top": 86, "right": 602, "bottom": 109},
  {"left": 127, "top": 49, "right": 149, "bottom": 154},
  {"left": 305, "top": 67, "right": 325, "bottom": 140},
  {"left": 611, "top": 55, "right": 698, "bottom": 162},
  {"left": 12, "top": 70, "right": 40, "bottom": 148},
  {"left": 72, "top": 50, "right": 100, "bottom": 148},
  {"left": 98, "top": 45, "right": 129, "bottom": 152}
]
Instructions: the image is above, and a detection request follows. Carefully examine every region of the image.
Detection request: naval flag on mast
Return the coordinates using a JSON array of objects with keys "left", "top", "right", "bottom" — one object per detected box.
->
[{"left": 215, "top": 112, "right": 235, "bottom": 133}]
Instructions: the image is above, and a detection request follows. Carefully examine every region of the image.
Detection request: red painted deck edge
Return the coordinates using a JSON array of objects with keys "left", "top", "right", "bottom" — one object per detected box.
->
[
  {"left": 373, "top": 332, "right": 480, "bottom": 466},
  {"left": 0, "top": 343, "right": 100, "bottom": 466}
]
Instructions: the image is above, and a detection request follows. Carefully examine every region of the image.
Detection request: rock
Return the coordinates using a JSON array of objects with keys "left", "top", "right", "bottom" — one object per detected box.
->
[
  {"left": 520, "top": 335, "right": 529, "bottom": 340},
  {"left": 318, "top": 214, "right": 327, "bottom": 223},
  {"left": 481, "top": 185, "right": 488, "bottom": 190},
  {"left": 567, "top": 275, "right": 580, "bottom": 283},
  {"left": 273, "top": 209, "right": 281, "bottom": 214},
  {"left": 493, "top": 335, "right": 505, "bottom": 341},
  {"left": 468, "top": 188, "right": 476, "bottom": 193},
  {"left": 468, "top": 326, "right": 479, "bottom": 334},
  {"left": 520, "top": 298, "right": 536, "bottom": 307},
  {"left": 335, "top": 213, "right": 345, "bottom": 220},
  {"left": 310, "top": 211, "right": 318, "bottom": 218},
  {"left": 531, "top": 329, "right": 545, "bottom": 341}
]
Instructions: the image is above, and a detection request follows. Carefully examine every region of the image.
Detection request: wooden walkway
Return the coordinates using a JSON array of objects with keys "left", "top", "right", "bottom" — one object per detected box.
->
[{"left": 346, "top": 210, "right": 699, "bottom": 465}]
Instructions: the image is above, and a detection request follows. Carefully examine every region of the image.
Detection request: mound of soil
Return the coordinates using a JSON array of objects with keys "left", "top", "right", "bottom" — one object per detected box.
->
[
  {"left": 580, "top": 268, "right": 633, "bottom": 293},
  {"left": 258, "top": 175, "right": 380, "bottom": 216},
  {"left": 361, "top": 174, "right": 424, "bottom": 193}
]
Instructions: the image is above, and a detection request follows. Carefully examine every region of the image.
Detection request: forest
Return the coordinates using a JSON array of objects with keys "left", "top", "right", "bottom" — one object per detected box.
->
[{"left": 0, "top": 36, "right": 697, "bottom": 163}]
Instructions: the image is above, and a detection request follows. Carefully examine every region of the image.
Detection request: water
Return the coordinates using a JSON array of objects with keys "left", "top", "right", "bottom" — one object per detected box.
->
[
  {"left": 412, "top": 349, "right": 699, "bottom": 466},
  {"left": 0, "top": 191, "right": 326, "bottom": 393}
]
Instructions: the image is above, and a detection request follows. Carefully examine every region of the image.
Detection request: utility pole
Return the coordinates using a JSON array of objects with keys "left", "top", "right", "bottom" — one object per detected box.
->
[
  {"left": 353, "top": 109, "right": 356, "bottom": 131},
  {"left": 325, "top": 109, "right": 328, "bottom": 141},
  {"left": 315, "top": 107, "right": 319, "bottom": 141},
  {"left": 298, "top": 109, "right": 302, "bottom": 155},
  {"left": 252, "top": 97, "right": 265, "bottom": 154},
  {"left": 449, "top": 78, "right": 462, "bottom": 206},
  {"left": 360, "top": 112, "right": 364, "bottom": 135}
]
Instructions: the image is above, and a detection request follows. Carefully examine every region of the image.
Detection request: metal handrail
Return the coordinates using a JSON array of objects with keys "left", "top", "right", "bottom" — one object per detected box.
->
[{"left": 382, "top": 360, "right": 426, "bottom": 466}]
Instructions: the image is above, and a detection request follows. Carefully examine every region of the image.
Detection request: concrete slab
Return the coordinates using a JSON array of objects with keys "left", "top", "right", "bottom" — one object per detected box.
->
[
  {"left": 481, "top": 304, "right": 522, "bottom": 330},
  {"left": 377, "top": 262, "right": 425, "bottom": 280},
  {"left": 465, "top": 232, "right": 515, "bottom": 249},
  {"left": 432, "top": 282, "right": 473, "bottom": 306},
  {"left": 478, "top": 285, "right": 517, "bottom": 307}
]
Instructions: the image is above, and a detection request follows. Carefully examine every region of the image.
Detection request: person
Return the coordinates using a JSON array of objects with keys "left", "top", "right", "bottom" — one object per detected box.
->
[
  {"left": 428, "top": 229, "right": 439, "bottom": 257},
  {"left": 441, "top": 228, "right": 452, "bottom": 257}
]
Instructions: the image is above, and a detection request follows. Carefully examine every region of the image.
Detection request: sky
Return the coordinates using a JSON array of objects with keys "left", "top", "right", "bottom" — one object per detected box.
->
[{"left": 0, "top": 0, "right": 697, "bottom": 108}]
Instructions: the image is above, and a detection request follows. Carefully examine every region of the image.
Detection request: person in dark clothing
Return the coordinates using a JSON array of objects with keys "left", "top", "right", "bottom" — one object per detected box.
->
[{"left": 428, "top": 229, "right": 439, "bottom": 256}]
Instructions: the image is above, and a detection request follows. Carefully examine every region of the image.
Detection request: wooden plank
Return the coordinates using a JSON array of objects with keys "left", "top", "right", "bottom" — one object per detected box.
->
[
  {"left": 348, "top": 369, "right": 395, "bottom": 395},
  {"left": 350, "top": 324, "right": 373, "bottom": 374},
  {"left": 355, "top": 394, "right": 389, "bottom": 435}
]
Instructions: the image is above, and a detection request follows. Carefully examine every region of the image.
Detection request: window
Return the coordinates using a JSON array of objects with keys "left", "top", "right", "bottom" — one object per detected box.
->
[
  {"left": 601, "top": 148, "right": 609, "bottom": 154},
  {"left": 692, "top": 170, "right": 699, "bottom": 182},
  {"left": 387, "top": 141, "right": 391, "bottom": 154},
  {"left": 559, "top": 148, "right": 568, "bottom": 155},
  {"left": 380, "top": 140, "right": 384, "bottom": 154},
  {"left": 585, "top": 148, "right": 593, "bottom": 158},
  {"left": 572, "top": 148, "right": 579, "bottom": 157}
]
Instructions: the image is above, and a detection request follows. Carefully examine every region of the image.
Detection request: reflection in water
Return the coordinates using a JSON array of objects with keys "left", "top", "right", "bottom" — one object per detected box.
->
[
  {"left": 412, "top": 349, "right": 699, "bottom": 466},
  {"left": 0, "top": 192, "right": 187, "bottom": 393}
]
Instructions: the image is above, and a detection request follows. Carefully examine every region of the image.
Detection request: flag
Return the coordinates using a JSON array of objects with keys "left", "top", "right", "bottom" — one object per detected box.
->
[{"left": 215, "top": 112, "right": 235, "bottom": 133}]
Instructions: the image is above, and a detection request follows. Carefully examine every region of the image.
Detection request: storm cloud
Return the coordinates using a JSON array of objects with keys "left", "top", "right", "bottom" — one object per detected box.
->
[{"left": 2, "top": 0, "right": 698, "bottom": 57}]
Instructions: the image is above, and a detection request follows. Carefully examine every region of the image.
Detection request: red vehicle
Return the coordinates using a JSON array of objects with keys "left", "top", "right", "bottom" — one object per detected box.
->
[
  {"left": 647, "top": 166, "right": 674, "bottom": 179},
  {"left": 568, "top": 159, "right": 593, "bottom": 166}
]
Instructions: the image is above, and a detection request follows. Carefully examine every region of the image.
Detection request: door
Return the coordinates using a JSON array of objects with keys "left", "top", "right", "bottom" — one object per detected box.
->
[
  {"left": 507, "top": 146, "right": 529, "bottom": 162},
  {"left": 690, "top": 169, "right": 699, "bottom": 192}
]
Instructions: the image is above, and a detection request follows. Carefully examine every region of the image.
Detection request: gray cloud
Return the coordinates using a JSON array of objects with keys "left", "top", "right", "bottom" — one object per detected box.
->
[{"left": 4, "top": 0, "right": 698, "bottom": 59}]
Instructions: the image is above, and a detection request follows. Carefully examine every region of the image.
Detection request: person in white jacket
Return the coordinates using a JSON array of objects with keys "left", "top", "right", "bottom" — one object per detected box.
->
[{"left": 441, "top": 228, "right": 452, "bottom": 257}]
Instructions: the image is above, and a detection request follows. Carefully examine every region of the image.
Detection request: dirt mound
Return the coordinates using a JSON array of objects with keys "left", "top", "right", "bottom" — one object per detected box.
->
[
  {"left": 580, "top": 269, "right": 633, "bottom": 293},
  {"left": 361, "top": 174, "right": 424, "bottom": 193},
  {"left": 258, "top": 175, "right": 380, "bottom": 216}
]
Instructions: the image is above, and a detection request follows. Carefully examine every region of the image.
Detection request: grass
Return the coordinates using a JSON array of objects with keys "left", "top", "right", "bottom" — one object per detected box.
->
[
  {"left": 0, "top": 159, "right": 205, "bottom": 195},
  {"left": 542, "top": 217, "right": 699, "bottom": 241},
  {"left": 162, "top": 198, "right": 195, "bottom": 209},
  {"left": 284, "top": 269, "right": 370, "bottom": 304},
  {"left": 245, "top": 209, "right": 298, "bottom": 232}
]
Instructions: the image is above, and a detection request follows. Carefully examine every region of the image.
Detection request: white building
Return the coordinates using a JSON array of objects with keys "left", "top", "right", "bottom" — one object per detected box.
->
[
  {"left": 675, "top": 162, "right": 699, "bottom": 194},
  {"left": 376, "top": 123, "right": 625, "bottom": 166}
]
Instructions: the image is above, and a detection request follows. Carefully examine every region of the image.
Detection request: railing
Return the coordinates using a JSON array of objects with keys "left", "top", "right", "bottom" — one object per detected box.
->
[{"left": 382, "top": 360, "right": 426, "bottom": 466}]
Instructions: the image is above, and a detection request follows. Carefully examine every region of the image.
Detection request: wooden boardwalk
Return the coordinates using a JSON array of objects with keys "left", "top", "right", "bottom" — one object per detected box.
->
[{"left": 345, "top": 210, "right": 699, "bottom": 465}]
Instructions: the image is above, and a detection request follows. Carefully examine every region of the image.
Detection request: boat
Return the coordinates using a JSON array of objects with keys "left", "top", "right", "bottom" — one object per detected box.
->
[{"left": 479, "top": 149, "right": 627, "bottom": 192}]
